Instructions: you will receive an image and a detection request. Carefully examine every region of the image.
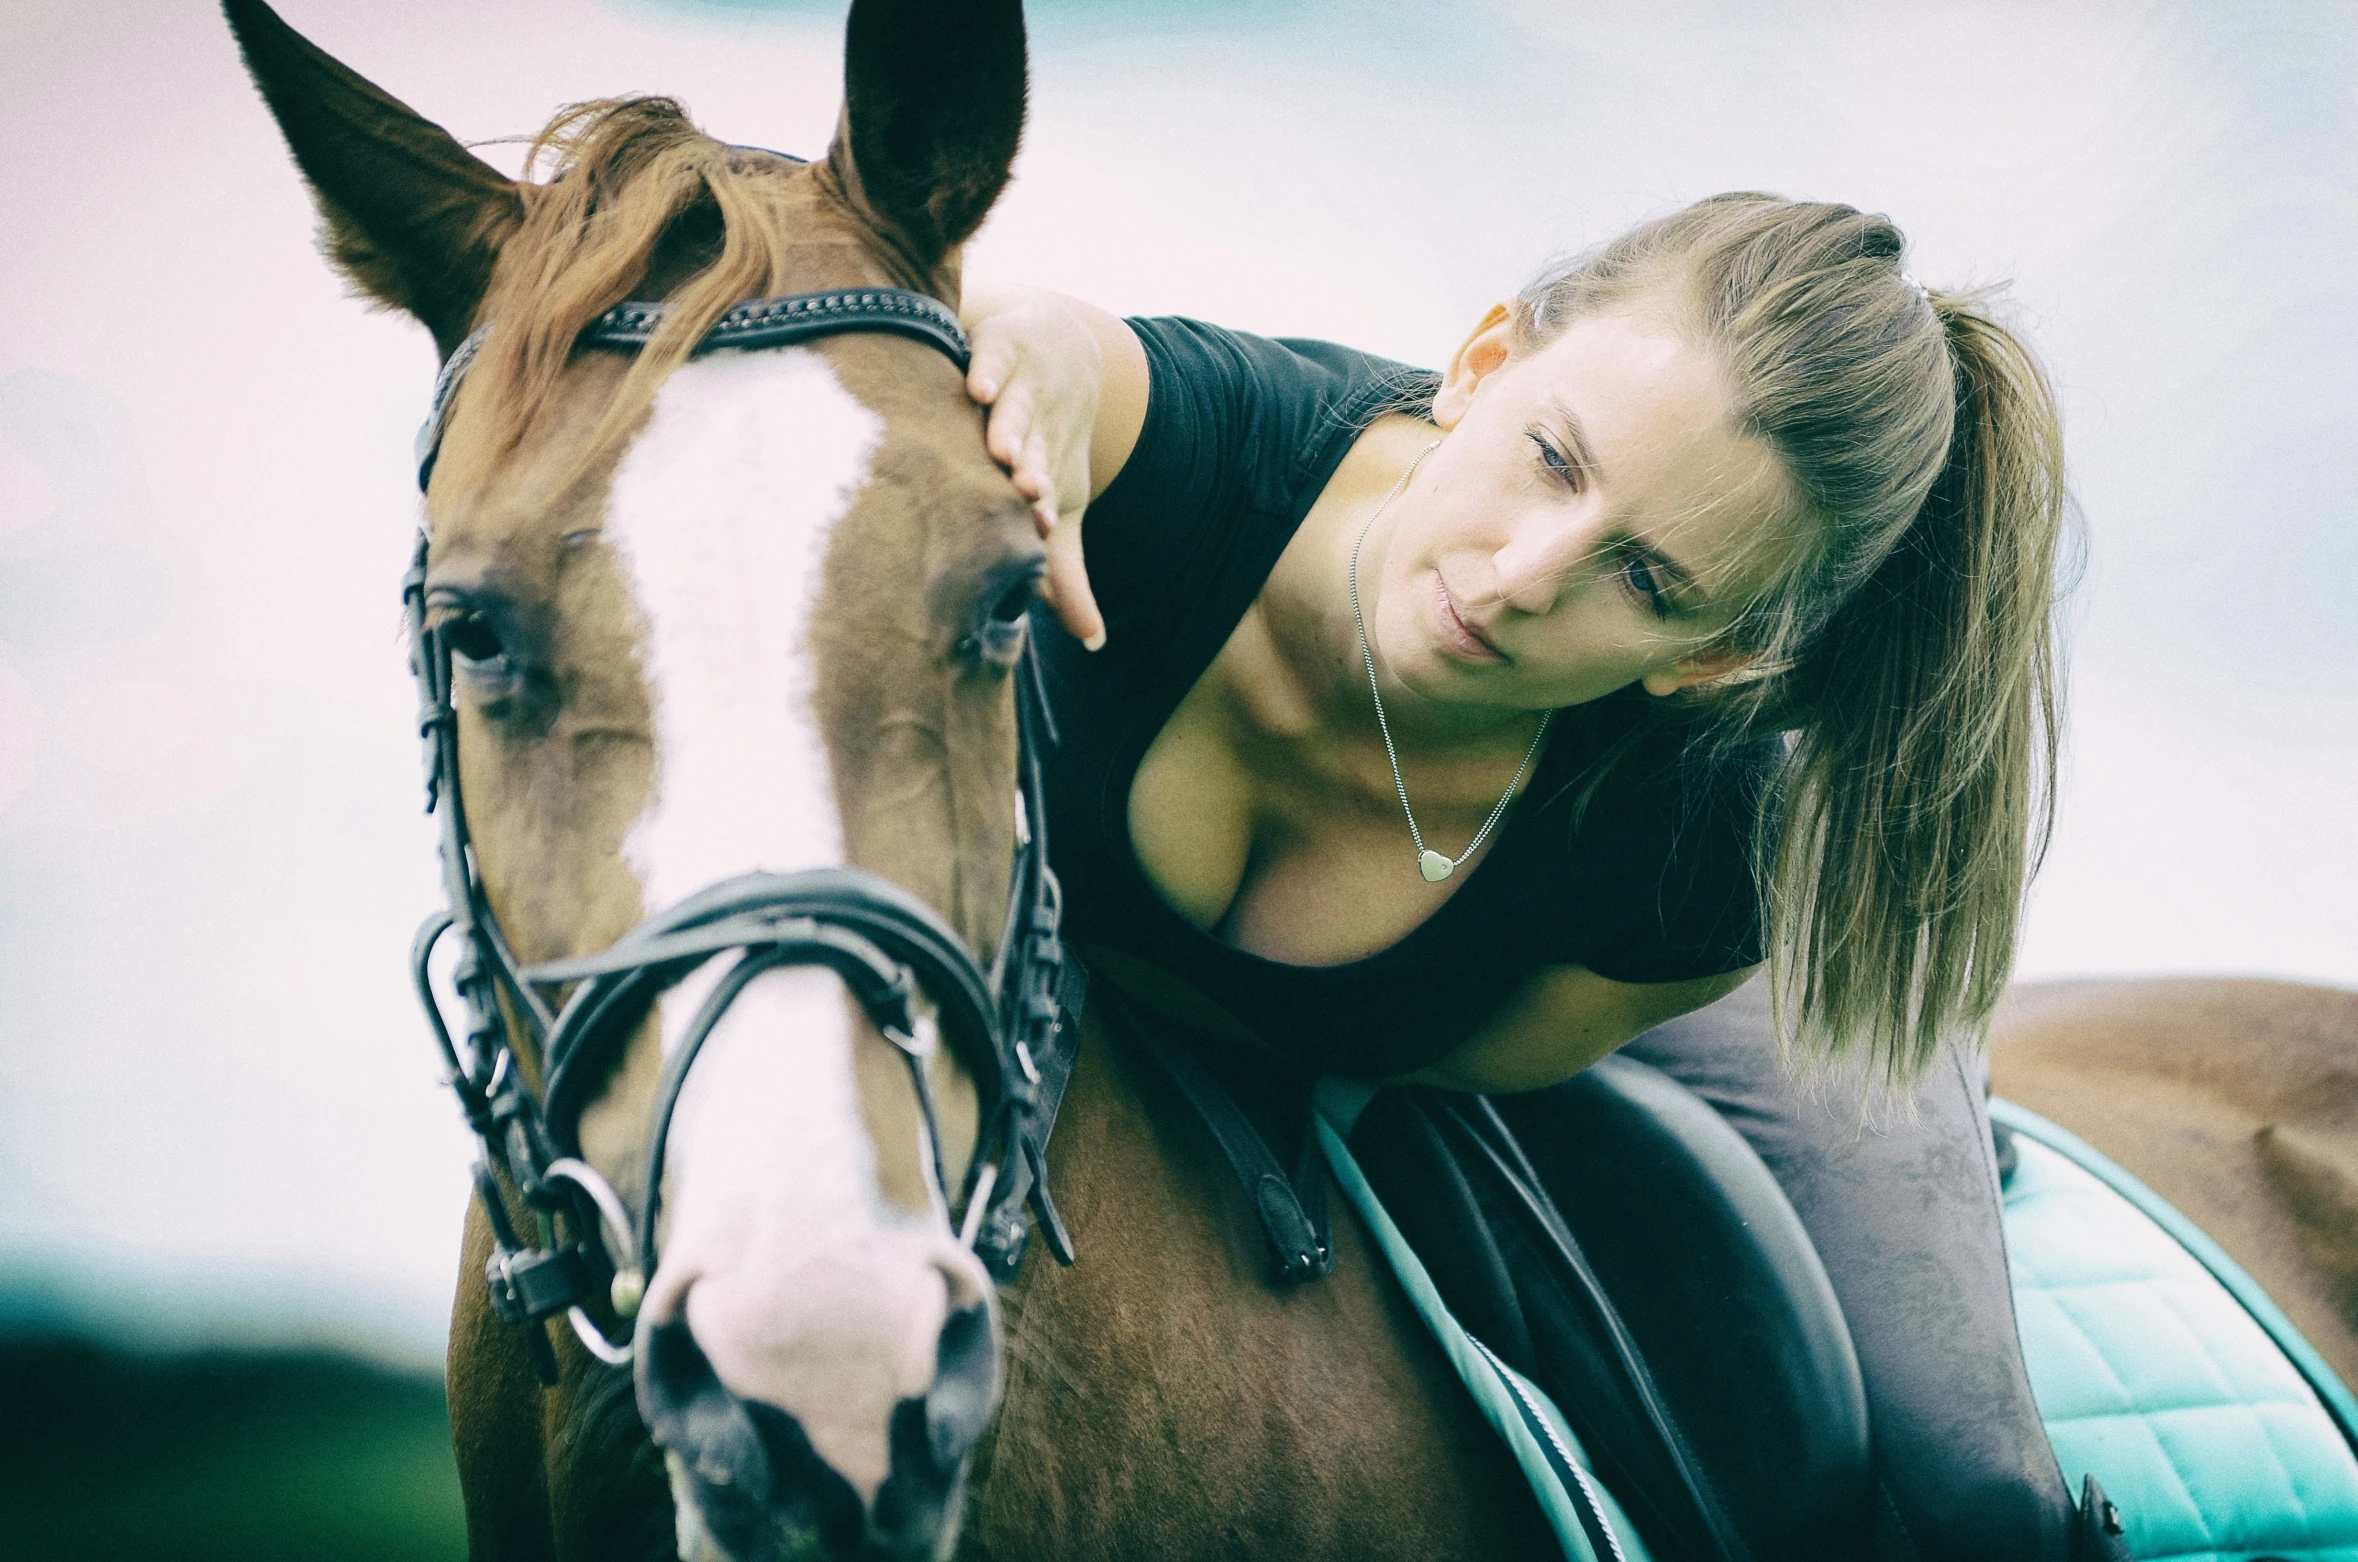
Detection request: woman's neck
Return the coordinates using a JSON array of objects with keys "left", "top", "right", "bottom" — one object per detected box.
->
[{"left": 1254, "top": 414, "right": 1546, "bottom": 759}]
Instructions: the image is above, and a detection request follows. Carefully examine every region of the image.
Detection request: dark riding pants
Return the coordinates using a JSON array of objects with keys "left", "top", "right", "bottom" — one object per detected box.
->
[{"left": 1621, "top": 977, "right": 2077, "bottom": 1561}]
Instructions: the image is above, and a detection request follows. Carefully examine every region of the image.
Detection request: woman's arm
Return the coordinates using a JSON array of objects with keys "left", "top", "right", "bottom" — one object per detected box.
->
[
  {"left": 961, "top": 284, "right": 1151, "bottom": 648},
  {"left": 1400, "top": 963, "right": 1758, "bottom": 1094}
]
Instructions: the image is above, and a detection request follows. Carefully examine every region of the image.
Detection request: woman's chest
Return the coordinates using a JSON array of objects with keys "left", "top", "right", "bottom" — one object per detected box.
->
[{"left": 1125, "top": 643, "right": 1510, "bottom": 969}]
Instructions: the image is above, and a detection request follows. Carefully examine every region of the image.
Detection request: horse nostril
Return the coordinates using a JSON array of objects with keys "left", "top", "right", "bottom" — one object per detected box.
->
[
  {"left": 636, "top": 1316, "right": 863, "bottom": 1559},
  {"left": 926, "top": 1302, "right": 998, "bottom": 1468},
  {"left": 637, "top": 1317, "right": 772, "bottom": 1502},
  {"left": 872, "top": 1300, "right": 1000, "bottom": 1546}
]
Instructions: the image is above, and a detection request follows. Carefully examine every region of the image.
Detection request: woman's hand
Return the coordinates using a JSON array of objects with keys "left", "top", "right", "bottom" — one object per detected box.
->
[{"left": 965, "top": 285, "right": 1108, "bottom": 650}]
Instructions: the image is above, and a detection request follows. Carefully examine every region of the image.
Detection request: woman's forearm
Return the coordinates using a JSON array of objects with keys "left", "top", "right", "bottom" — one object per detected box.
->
[{"left": 1402, "top": 964, "right": 1757, "bottom": 1094}]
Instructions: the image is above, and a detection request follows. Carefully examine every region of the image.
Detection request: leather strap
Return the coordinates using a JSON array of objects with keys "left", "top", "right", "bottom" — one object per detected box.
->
[
  {"left": 1121, "top": 1012, "right": 1335, "bottom": 1284},
  {"left": 414, "top": 285, "right": 969, "bottom": 492},
  {"left": 584, "top": 289, "right": 968, "bottom": 368},
  {"left": 2069, "top": 1474, "right": 2132, "bottom": 1562}
]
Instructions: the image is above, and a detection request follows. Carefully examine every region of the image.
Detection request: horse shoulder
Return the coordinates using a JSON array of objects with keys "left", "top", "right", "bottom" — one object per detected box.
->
[{"left": 958, "top": 1009, "right": 1554, "bottom": 1561}]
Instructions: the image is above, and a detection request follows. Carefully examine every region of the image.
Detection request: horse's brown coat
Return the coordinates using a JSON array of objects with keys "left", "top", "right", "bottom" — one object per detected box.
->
[
  {"left": 960, "top": 1002, "right": 1557, "bottom": 1560},
  {"left": 1991, "top": 977, "right": 2358, "bottom": 1392},
  {"left": 445, "top": 1004, "right": 1559, "bottom": 1562},
  {"left": 232, "top": 1, "right": 1555, "bottom": 1554}
]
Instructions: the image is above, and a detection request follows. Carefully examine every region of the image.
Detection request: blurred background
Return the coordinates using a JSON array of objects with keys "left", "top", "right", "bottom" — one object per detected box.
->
[{"left": 2, "top": 0, "right": 2352, "bottom": 1553}]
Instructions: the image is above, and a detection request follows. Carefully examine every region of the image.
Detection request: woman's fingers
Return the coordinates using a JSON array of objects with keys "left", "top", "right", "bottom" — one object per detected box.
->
[
  {"left": 966, "top": 335, "right": 1017, "bottom": 406},
  {"left": 986, "top": 384, "right": 1033, "bottom": 472},
  {"left": 1022, "top": 430, "right": 1052, "bottom": 500},
  {"left": 966, "top": 290, "right": 1104, "bottom": 645},
  {"left": 1041, "top": 510, "right": 1105, "bottom": 651}
]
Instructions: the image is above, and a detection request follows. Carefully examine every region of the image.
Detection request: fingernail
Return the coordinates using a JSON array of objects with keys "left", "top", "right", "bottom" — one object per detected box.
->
[{"left": 1084, "top": 629, "right": 1107, "bottom": 652}]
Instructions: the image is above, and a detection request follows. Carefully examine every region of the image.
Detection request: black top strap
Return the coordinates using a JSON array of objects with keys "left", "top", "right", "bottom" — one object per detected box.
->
[
  {"left": 1118, "top": 1004, "right": 1335, "bottom": 1285},
  {"left": 585, "top": 288, "right": 968, "bottom": 368},
  {"left": 413, "top": 287, "right": 970, "bottom": 492}
]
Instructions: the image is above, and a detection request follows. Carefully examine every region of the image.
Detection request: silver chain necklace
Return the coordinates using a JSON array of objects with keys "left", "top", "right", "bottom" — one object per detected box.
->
[{"left": 1348, "top": 439, "right": 1553, "bottom": 884}]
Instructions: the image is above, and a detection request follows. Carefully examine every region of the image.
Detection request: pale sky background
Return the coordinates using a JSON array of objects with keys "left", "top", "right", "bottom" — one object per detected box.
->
[{"left": 1, "top": 0, "right": 2352, "bottom": 1366}]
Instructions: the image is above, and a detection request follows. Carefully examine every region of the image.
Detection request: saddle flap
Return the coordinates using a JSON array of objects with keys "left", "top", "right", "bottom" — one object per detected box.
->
[{"left": 1357, "top": 1056, "right": 1875, "bottom": 1562}]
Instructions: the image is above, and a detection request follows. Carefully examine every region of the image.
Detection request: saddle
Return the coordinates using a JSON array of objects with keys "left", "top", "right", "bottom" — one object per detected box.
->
[{"left": 1097, "top": 981, "right": 2134, "bottom": 1562}]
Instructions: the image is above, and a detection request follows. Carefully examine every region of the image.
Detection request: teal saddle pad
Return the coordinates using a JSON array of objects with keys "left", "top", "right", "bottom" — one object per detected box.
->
[{"left": 1995, "top": 1100, "right": 2358, "bottom": 1561}]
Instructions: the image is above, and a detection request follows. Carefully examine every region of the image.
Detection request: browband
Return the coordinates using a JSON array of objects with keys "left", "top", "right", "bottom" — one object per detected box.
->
[{"left": 414, "top": 286, "right": 970, "bottom": 492}]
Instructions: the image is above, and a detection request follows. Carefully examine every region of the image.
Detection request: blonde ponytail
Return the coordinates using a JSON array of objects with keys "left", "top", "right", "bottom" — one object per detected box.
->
[
  {"left": 1763, "top": 297, "right": 2068, "bottom": 1090},
  {"left": 1516, "top": 196, "right": 2072, "bottom": 1091}
]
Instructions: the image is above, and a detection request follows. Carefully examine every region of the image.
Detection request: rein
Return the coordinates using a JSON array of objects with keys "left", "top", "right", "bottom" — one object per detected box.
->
[{"left": 406, "top": 286, "right": 1077, "bottom": 1384}]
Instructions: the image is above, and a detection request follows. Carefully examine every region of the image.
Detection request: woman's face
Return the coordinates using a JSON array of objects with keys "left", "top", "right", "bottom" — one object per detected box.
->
[{"left": 1369, "top": 299, "right": 1803, "bottom": 716}]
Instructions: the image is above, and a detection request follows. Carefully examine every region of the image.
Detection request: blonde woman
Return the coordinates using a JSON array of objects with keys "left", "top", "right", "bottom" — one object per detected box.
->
[{"left": 971, "top": 194, "right": 2077, "bottom": 1557}]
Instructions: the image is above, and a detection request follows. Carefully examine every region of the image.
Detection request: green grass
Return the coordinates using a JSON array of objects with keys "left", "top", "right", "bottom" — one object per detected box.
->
[{"left": 0, "top": 1335, "right": 468, "bottom": 1561}]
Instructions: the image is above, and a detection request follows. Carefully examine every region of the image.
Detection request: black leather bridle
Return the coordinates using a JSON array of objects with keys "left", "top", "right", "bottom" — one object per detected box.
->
[{"left": 405, "top": 286, "right": 1077, "bottom": 1384}]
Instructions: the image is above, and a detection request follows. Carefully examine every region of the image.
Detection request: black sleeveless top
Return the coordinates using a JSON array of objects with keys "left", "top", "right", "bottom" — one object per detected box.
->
[{"left": 1034, "top": 317, "right": 1768, "bottom": 1080}]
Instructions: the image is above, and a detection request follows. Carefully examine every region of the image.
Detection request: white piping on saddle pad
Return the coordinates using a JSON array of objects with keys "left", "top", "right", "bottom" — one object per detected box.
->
[{"left": 1312, "top": 1077, "right": 1652, "bottom": 1562}]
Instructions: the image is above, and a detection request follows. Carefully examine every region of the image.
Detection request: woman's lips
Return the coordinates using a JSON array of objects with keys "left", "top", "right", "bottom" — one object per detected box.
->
[{"left": 1433, "top": 576, "right": 1506, "bottom": 662}]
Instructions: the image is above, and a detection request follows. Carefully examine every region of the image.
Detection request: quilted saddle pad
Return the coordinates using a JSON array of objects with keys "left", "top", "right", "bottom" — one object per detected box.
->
[{"left": 1996, "top": 1100, "right": 2358, "bottom": 1562}]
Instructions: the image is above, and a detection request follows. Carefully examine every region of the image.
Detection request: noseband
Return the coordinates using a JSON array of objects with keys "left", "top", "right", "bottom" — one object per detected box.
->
[{"left": 406, "top": 287, "right": 1076, "bottom": 1383}]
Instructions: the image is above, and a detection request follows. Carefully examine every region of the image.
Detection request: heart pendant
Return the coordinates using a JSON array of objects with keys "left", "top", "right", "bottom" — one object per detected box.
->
[{"left": 1418, "top": 850, "right": 1455, "bottom": 883}]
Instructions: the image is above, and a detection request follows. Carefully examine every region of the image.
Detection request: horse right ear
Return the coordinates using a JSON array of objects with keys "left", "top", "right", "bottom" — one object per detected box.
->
[
  {"left": 825, "top": 0, "right": 1026, "bottom": 286},
  {"left": 225, "top": 0, "right": 523, "bottom": 357}
]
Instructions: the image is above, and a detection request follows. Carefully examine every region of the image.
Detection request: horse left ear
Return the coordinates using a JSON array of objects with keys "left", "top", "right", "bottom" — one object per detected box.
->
[
  {"left": 824, "top": 0, "right": 1026, "bottom": 288},
  {"left": 225, "top": 0, "right": 524, "bottom": 357}
]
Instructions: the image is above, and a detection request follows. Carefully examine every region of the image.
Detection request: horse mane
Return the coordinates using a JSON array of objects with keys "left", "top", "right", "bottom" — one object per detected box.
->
[{"left": 462, "top": 97, "right": 809, "bottom": 478}]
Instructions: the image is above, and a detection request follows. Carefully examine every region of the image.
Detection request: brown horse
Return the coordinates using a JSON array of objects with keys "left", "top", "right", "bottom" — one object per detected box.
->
[
  {"left": 229, "top": 2, "right": 1547, "bottom": 1558},
  {"left": 1990, "top": 977, "right": 2358, "bottom": 1395}
]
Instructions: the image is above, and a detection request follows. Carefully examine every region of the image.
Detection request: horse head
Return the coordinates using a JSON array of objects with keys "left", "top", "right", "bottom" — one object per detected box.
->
[{"left": 229, "top": 2, "right": 1038, "bottom": 1555}]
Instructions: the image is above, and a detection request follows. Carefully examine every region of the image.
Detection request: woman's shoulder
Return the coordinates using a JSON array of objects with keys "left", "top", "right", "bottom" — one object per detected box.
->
[
  {"left": 1121, "top": 316, "right": 1437, "bottom": 494},
  {"left": 1082, "top": 318, "right": 1435, "bottom": 646}
]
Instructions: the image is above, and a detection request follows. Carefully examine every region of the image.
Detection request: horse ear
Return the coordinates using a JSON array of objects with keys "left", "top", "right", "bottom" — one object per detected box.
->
[
  {"left": 224, "top": 0, "right": 524, "bottom": 356},
  {"left": 825, "top": 0, "right": 1026, "bottom": 286}
]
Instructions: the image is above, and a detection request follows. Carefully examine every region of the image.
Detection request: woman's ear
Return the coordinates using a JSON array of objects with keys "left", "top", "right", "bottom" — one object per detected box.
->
[
  {"left": 1640, "top": 647, "right": 1755, "bottom": 698},
  {"left": 1430, "top": 303, "right": 1517, "bottom": 430}
]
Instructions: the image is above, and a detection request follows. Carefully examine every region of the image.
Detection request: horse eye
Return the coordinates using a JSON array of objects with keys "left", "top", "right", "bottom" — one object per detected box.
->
[
  {"left": 965, "top": 575, "right": 1037, "bottom": 668},
  {"left": 984, "top": 580, "right": 1033, "bottom": 628},
  {"left": 444, "top": 613, "right": 505, "bottom": 666}
]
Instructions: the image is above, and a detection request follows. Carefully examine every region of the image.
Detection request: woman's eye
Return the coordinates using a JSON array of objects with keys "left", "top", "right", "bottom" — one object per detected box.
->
[
  {"left": 1622, "top": 554, "right": 1672, "bottom": 619},
  {"left": 1528, "top": 430, "right": 1579, "bottom": 489}
]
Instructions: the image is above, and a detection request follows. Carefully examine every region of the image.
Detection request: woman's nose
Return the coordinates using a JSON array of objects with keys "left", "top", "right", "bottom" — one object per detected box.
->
[{"left": 1489, "top": 516, "right": 1599, "bottom": 616}]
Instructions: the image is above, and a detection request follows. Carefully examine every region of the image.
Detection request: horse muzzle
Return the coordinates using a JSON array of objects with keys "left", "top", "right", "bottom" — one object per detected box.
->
[{"left": 638, "top": 1306, "right": 998, "bottom": 1562}]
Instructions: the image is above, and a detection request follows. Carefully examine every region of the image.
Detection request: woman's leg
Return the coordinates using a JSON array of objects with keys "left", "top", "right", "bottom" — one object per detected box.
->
[{"left": 1621, "top": 976, "right": 2075, "bottom": 1562}]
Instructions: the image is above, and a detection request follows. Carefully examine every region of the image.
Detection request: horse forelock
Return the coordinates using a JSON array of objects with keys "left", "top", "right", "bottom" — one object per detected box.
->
[{"left": 455, "top": 95, "right": 888, "bottom": 488}]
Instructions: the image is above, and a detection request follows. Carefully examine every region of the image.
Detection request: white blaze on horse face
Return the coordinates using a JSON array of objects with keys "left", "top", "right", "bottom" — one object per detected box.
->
[
  {"left": 604, "top": 348, "right": 986, "bottom": 1506},
  {"left": 611, "top": 348, "right": 860, "bottom": 897}
]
